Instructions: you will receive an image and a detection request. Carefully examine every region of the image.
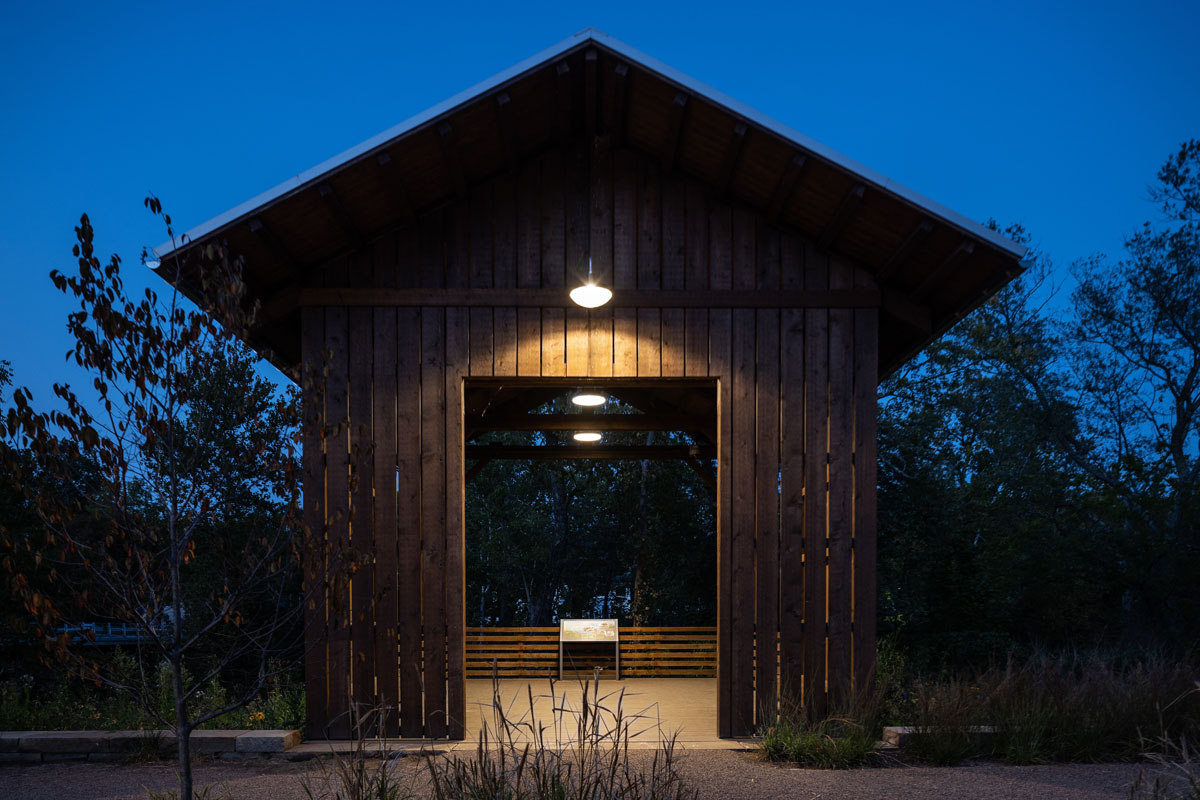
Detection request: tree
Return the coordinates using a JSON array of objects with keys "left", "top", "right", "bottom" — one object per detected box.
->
[{"left": 1, "top": 201, "right": 308, "bottom": 800}]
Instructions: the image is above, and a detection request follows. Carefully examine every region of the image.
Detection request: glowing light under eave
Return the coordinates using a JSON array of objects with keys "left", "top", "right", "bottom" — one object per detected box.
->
[
  {"left": 573, "top": 432, "right": 602, "bottom": 442},
  {"left": 569, "top": 283, "right": 613, "bottom": 308},
  {"left": 571, "top": 393, "right": 606, "bottom": 407}
]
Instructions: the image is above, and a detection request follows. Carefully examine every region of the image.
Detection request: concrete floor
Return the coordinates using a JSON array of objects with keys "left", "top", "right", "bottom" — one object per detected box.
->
[{"left": 463, "top": 677, "right": 718, "bottom": 746}]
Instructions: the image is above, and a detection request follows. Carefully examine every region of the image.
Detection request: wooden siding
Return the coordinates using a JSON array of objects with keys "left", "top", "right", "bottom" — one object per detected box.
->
[
  {"left": 301, "top": 142, "right": 878, "bottom": 739},
  {"left": 462, "top": 627, "right": 718, "bottom": 678}
]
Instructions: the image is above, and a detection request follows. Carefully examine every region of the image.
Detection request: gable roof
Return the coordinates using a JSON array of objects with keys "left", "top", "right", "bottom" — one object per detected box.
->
[{"left": 155, "top": 27, "right": 1026, "bottom": 375}]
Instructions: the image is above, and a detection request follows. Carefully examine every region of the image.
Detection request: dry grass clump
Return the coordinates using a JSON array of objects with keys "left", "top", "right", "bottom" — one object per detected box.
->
[
  {"left": 426, "top": 669, "right": 696, "bottom": 800},
  {"left": 758, "top": 679, "right": 885, "bottom": 769}
]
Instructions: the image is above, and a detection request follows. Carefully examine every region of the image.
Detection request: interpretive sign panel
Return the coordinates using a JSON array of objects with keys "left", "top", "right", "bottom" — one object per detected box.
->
[
  {"left": 560, "top": 619, "right": 618, "bottom": 642},
  {"left": 559, "top": 619, "right": 620, "bottom": 678}
]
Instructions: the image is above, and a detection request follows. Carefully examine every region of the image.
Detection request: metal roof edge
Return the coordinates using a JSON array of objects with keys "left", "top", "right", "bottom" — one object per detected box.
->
[{"left": 156, "top": 26, "right": 1026, "bottom": 261}]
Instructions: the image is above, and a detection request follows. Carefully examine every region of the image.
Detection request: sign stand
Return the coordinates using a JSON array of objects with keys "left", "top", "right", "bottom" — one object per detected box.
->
[{"left": 558, "top": 619, "right": 620, "bottom": 680}]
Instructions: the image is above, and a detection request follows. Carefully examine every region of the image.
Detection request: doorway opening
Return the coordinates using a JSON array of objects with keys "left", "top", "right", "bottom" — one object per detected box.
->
[{"left": 462, "top": 377, "right": 718, "bottom": 741}]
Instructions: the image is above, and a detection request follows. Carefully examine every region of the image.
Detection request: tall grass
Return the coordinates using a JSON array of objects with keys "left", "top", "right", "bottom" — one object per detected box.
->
[
  {"left": 425, "top": 669, "right": 697, "bottom": 800},
  {"left": 900, "top": 649, "right": 1200, "bottom": 765},
  {"left": 758, "top": 677, "right": 884, "bottom": 768}
]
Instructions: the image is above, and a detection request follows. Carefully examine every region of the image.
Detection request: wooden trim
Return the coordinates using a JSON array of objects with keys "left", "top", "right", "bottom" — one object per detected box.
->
[
  {"left": 294, "top": 287, "right": 881, "bottom": 309},
  {"left": 467, "top": 412, "right": 708, "bottom": 433}
]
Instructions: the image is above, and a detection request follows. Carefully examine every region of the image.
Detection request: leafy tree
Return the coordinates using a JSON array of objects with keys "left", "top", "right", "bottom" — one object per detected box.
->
[{"left": 1, "top": 201, "right": 308, "bottom": 800}]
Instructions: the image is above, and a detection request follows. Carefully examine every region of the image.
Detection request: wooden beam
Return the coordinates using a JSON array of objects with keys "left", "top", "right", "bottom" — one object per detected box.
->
[
  {"left": 766, "top": 153, "right": 808, "bottom": 226},
  {"left": 247, "top": 217, "right": 302, "bottom": 273},
  {"left": 436, "top": 122, "right": 469, "bottom": 200},
  {"left": 316, "top": 182, "right": 364, "bottom": 250},
  {"left": 374, "top": 151, "right": 418, "bottom": 227},
  {"left": 295, "top": 286, "right": 882, "bottom": 309},
  {"left": 818, "top": 183, "right": 866, "bottom": 250},
  {"left": 663, "top": 91, "right": 689, "bottom": 173},
  {"left": 465, "top": 444, "right": 716, "bottom": 460},
  {"left": 467, "top": 412, "right": 704, "bottom": 433},
  {"left": 911, "top": 240, "right": 976, "bottom": 302},
  {"left": 718, "top": 123, "right": 748, "bottom": 198},
  {"left": 876, "top": 218, "right": 934, "bottom": 282}
]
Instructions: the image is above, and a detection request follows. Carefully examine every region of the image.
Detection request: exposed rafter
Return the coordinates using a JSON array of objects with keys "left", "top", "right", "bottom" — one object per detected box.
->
[
  {"left": 373, "top": 151, "right": 418, "bottom": 227},
  {"left": 317, "top": 182, "right": 364, "bottom": 250},
  {"left": 911, "top": 240, "right": 976, "bottom": 302},
  {"left": 766, "top": 153, "right": 808, "bottom": 226},
  {"left": 818, "top": 183, "right": 866, "bottom": 250},
  {"left": 663, "top": 91, "right": 689, "bottom": 173},
  {"left": 684, "top": 454, "right": 718, "bottom": 491},
  {"left": 248, "top": 217, "right": 301, "bottom": 272},
  {"left": 584, "top": 48, "right": 598, "bottom": 137},
  {"left": 718, "top": 122, "right": 748, "bottom": 198},
  {"left": 436, "top": 122, "right": 469, "bottom": 201},
  {"left": 554, "top": 59, "right": 572, "bottom": 143},
  {"left": 494, "top": 93, "right": 522, "bottom": 174},
  {"left": 876, "top": 218, "right": 934, "bottom": 282},
  {"left": 604, "top": 61, "right": 630, "bottom": 143},
  {"left": 880, "top": 291, "right": 932, "bottom": 334}
]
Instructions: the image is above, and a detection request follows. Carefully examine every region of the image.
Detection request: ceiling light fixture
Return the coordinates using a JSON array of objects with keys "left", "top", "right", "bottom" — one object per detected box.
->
[
  {"left": 571, "top": 392, "right": 606, "bottom": 407},
  {"left": 573, "top": 432, "right": 602, "bottom": 442},
  {"left": 569, "top": 257, "right": 612, "bottom": 308}
]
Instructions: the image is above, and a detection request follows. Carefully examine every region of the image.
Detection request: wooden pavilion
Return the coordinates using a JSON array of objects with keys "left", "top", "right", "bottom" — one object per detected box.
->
[{"left": 155, "top": 29, "right": 1026, "bottom": 739}]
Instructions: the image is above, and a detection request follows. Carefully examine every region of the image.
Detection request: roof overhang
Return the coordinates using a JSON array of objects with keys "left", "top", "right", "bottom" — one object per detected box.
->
[{"left": 155, "top": 27, "right": 1026, "bottom": 378}]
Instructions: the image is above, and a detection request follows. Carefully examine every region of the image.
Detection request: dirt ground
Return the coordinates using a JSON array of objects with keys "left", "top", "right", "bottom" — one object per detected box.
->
[{"left": 0, "top": 750, "right": 1151, "bottom": 800}]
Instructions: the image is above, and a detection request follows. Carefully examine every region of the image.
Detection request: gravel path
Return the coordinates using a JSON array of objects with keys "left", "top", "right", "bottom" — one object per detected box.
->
[{"left": 0, "top": 751, "right": 1147, "bottom": 799}]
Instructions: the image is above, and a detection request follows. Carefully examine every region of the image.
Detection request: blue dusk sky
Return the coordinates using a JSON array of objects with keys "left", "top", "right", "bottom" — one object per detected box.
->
[{"left": 1, "top": 0, "right": 1197, "bottom": 405}]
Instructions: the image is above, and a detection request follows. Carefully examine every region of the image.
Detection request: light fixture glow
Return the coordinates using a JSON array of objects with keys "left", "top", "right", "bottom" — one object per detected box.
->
[
  {"left": 571, "top": 392, "right": 606, "bottom": 407},
  {"left": 573, "top": 432, "right": 602, "bottom": 442},
  {"left": 569, "top": 257, "right": 612, "bottom": 308}
]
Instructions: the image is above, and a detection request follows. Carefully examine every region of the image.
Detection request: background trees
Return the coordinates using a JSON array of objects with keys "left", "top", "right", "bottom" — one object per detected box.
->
[{"left": 1, "top": 202, "right": 305, "bottom": 800}]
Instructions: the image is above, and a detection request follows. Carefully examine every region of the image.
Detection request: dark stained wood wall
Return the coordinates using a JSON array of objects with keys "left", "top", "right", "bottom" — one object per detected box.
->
[{"left": 301, "top": 139, "right": 878, "bottom": 739}]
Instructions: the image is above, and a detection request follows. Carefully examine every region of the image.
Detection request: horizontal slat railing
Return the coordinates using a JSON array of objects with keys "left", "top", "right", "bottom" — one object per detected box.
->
[{"left": 460, "top": 626, "right": 717, "bottom": 678}]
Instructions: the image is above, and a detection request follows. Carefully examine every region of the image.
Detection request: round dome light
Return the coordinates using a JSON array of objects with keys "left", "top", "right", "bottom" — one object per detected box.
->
[
  {"left": 571, "top": 393, "right": 606, "bottom": 407},
  {"left": 568, "top": 283, "right": 613, "bottom": 308},
  {"left": 573, "top": 432, "right": 602, "bottom": 442}
]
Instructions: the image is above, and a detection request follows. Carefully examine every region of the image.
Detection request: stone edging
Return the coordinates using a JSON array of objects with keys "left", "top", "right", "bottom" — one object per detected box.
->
[{"left": 0, "top": 730, "right": 300, "bottom": 763}]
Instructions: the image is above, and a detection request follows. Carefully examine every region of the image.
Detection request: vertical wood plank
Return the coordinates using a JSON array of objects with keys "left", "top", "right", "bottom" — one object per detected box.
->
[
  {"left": 396, "top": 309, "right": 423, "bottom": 737},
  {"left": 779, "top": 307, "right": 805, "bottom": 702},
  {"left": 495, "top": 308, "right": 518, "bottom": 377},
  {"left": 637, "top": 156, "right": 661, "bottom": 378},
  {"left": 827, "top": 258, "right": 855, "bottom": 702},
  {"left": 421, "top": 210, "right": 445, "bottom": 289},
  {"left": 371, "top": 306, "right": 399, "bottom": 735},
  {"left": 566, "top": 309, "right": 589, "bottom": 376},
  {"left": 637, "top": 309, "right": 661, "bottom": 377},
  {"left": 469, "top": 308, "right": 493, "bottom": 376},
  {"left": 779, "top": 233, "right": 806, "bottom": 701},
  {"left": 493, "top": 174, "right": 517, "bottom": 290},
  {"left": 420, "top": 308, "right": 447, "bottom": 738},
  {"left": 730, "top": 309, "right": 756, "bottom": 734},
  {"left": 710, "top": 308, "right": 733, "bottom": 737},
  {"left": 324, "top": 306, "right": 352, "bottom": 739},
  {"left": 301, "top": 306, "right": 328, "bottom": 738},
  {"left": 518, "top": 162, "right": 540, "bottom": 290},
  {"left": 469, "top": 185, "right": 493, "bottom": 289},
  {"left": 660, "top": 309, "right": 685, "bottom": 376},
  {"left": 589, "top": 139, "right": 614, "bottom": 376},
  {"left": 803, "top": 252, "right": 830, "bottom": 717},
  {"left": 755, "top": 308, "right": 780, "bottom": 717},
  {"left": 348, "top": 308, "right": 375, "bottom": 718},
  {"left": 613, "top": 149, "right": 637, "bottom": 377},
  {"left": 444, "top": 308, "right": 468, "bottom": 739},
  {"left": 519, "top": 310, "right": 542, "bottom": 376},
  {"left": 542, "top": 308, "right": 566, "bottom": 377},
  {"left": 853, "top": 305, "right": 879, "bottom": 693}
]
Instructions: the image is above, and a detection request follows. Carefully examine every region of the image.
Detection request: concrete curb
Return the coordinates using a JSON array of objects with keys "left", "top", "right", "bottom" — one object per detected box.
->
[{"left": 0, "top": 730, "right": 300, "bottom": 763}]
